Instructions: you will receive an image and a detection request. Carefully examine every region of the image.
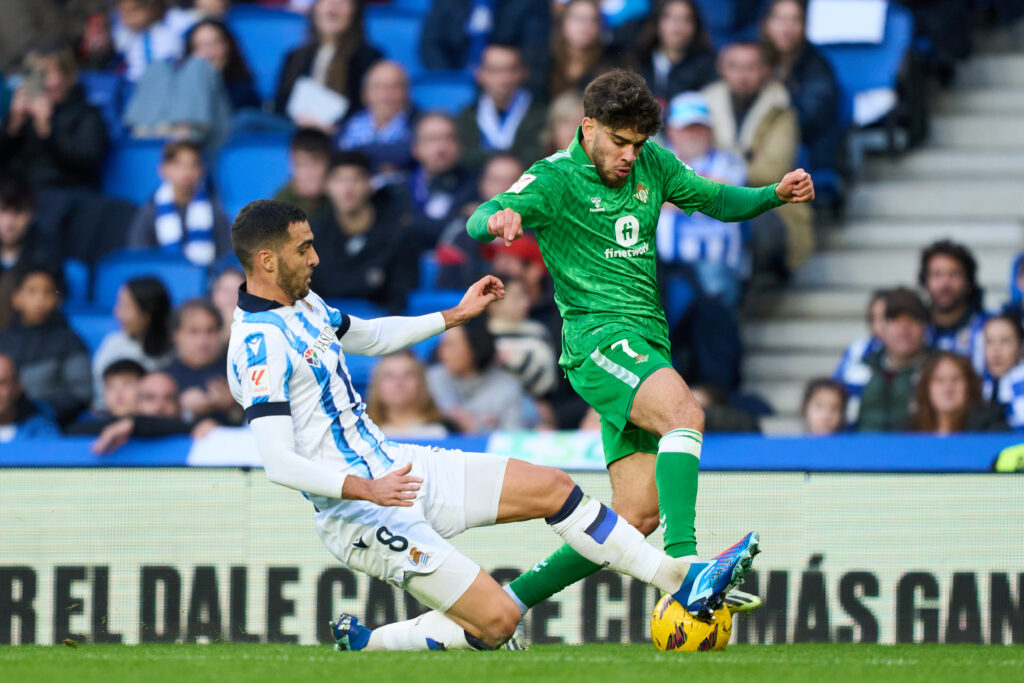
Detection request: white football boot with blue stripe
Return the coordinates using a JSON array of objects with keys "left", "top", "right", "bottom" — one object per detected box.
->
[{"left": 671, "top": 531, "right": 760, "bottom": 619}]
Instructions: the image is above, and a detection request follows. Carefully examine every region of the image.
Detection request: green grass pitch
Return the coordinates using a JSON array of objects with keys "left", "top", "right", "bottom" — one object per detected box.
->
[{"left": 3, "top": 643, "right": 1024, "bottom": 683}]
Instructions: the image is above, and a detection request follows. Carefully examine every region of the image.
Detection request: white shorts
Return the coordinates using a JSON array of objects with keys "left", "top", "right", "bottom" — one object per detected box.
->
[{"left": 314, "top": 444, "right": 508, "bottom": 611}]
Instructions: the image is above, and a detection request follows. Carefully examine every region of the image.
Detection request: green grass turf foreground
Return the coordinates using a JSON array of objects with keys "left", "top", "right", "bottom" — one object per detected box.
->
[{"left": 3, "top": 643, "right": 1024, "bottom": 683}]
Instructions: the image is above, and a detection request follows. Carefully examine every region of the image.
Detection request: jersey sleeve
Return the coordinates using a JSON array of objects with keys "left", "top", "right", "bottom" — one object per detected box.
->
[
  {"left": 467, "top": 160, "right": 564, "bottom": 241},
  {"left": 648, "top": 141, "right": 724, "bottom": 215},
  {"left": 237, "top": 326, "right": 294, "bottom": 422}
]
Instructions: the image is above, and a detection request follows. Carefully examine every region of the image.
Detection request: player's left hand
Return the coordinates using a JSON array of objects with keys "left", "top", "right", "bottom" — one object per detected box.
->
[
  {"left": 443, "top": 275, "right": 505, "bottom": 328},
  {"left": 775, "top": 169, "right": 815, "bottom": 203}
]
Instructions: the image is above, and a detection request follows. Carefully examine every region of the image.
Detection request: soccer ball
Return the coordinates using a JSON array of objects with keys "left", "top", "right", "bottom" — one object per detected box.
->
[{"left": 650, "top": 594, "right": 732, "bottom": 652}]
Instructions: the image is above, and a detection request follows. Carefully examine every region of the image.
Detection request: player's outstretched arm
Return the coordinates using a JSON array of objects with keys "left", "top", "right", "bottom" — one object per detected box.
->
[
  {"left": 774, "top": 168, "right": 815, "bottom": 203},
  {"left": 441, "top": 275, "right": 505, "bottom": 328},
  {"left": 338, "top": 277, "right": 505, "bottom": 356}
]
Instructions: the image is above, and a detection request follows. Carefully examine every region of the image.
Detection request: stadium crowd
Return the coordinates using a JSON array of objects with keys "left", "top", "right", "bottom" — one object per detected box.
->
[{"left": 0, "top": 0, "right": 1022, "bottom": 448}]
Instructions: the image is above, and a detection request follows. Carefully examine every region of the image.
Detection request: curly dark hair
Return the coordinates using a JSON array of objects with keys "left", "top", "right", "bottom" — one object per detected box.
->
[
  {"left": 582, "top": 69, "right": 662, "bottom": 136},
  {"left": 917, "top": 239, "right": 981, "bottom": 308}
]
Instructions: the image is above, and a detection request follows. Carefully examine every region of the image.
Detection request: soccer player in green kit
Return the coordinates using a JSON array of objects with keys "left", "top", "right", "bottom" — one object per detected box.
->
[{"left": 466, "top": 70, "right": 815, "bottom": 620}]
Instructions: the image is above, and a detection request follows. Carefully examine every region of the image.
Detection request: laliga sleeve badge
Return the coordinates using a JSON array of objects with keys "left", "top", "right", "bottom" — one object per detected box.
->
[{"left": 248, "top": 365, "right": 271, "bottom": 397}]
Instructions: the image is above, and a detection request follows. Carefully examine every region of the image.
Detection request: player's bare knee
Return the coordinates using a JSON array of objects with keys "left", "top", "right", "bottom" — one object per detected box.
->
[
  {"left": 667, "top": 399, "right": 704, "bottom": 435},
  {"left": 543, "top": 467, "right": 576, "bottom": 515},
  {"left": 475, "top": 595, "right": 520, "bottom": 646}
]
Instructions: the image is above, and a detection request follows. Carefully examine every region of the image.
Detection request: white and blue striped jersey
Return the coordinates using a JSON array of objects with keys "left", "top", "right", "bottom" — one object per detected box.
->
[
  {"left": 929, "top": 310, "right": 988, "bottom": 375},
  {"left": 227, "top": 285, "right": 411, "bottom": 485},
  {"left": 983, "top": 363, "right": 1024, "bottom": 431}
]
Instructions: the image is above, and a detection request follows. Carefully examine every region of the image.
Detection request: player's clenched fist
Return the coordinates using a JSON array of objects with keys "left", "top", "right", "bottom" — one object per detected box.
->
[
  {"left": 487, "top": 208, "right": 523, "bottom": 246},
  {"left": 775, "top": 168, "right": 815, "bottom": 203}
]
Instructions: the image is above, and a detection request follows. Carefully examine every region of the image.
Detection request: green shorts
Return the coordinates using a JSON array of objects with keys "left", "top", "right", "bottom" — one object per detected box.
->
[{"left": 566, "top": 329, "right": 673, "bottom": 466}]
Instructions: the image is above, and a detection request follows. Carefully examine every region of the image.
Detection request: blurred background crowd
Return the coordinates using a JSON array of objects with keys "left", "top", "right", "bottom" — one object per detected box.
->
[{"left": 1, "top": 0, "right": 1023, "bottom": 450}]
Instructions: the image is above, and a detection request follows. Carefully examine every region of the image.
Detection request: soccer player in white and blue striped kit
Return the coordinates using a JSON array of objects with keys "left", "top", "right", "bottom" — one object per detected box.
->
[{"left": 227, "top": 200, "right": 759, "bottom": 652}]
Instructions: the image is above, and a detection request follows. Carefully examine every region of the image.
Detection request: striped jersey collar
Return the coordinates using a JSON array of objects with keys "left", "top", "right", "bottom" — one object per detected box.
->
[{"left": 237, "top": 283, "right": 284, "bottom": 313}]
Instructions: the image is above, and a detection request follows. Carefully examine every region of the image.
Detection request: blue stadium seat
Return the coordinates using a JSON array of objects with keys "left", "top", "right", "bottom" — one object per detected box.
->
[
  {"left": 344, "top": 353, "right": 378, "bottom": 397},
  {"left": 410, "top": 334, "right": 441, "bottom": 362},
  {"left": 411, "top": 71, "right": 477, "bottom": 115},
  {"left": 662, "top": 275, "right": 696, "bottom": 331},
  {"left": 418, "top": 251, "right": 440, "bottom": 290},
  {"left": 364, "top": 8, "right": 424, "bottom": 78},
  {"left": 79, "top": 70, "right": 126, "bottom": 139},
  {"left": 323, "top": 299, "right": 388, "bottom": 321},
  {"left": 65, "top": 307, "right": 120, "bottom": 356},
  {"left": 404, "top": 290, "right": 462, "bottom": 317},
  {"left": 94, "top": 249, "right": 207, "bottom": 309},
  {"left": 226, "top": 6, "right": 309, "bottom": 102},
  {"left": 391, "top": 0, "right": 432, "bottom": 13},
  {"left": 818, "top": 3, "right": 915, "bottom": 128},
  {"left": 102, "top": 139, "right": 165, "bottom": 205},
  {"left": 214, "top": 133, "right": 292, "bottom": 220},
  {"left": 63, "top": 259, "right": 90, "bottom": 304}
]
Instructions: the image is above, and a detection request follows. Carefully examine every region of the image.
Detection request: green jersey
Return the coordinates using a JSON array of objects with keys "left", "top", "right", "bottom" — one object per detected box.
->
[{"left": 468, "top": 129, "right": 783, "bottom": 368}]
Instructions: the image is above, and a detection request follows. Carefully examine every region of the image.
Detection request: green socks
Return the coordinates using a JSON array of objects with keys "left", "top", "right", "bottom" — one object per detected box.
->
[
  {"left": 655, "top": 428, "right": 702, "bottom": 558},
  {"left": 507, "top": 544, "right": 600, "bottom": 608},
  {"left": 508, "top": 428, "right": 703, "bottom": 609}
]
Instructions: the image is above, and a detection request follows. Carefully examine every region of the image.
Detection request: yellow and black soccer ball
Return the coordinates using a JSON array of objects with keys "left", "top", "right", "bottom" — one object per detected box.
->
[{"left": 650, "top": 594, "right": 732, "bottom": 652}]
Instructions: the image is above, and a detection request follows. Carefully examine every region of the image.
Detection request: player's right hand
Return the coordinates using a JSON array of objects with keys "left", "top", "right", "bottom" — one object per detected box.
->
[
  {"left": 366, "top": 463, "right": 423, "bottom": 507},
  {"left": 487, "top": 208, "right": 523, "bottom": 246}
]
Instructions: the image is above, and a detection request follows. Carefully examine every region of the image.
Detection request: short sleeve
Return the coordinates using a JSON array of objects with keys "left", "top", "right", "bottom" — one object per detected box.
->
[
  {"left": 490, "top": 161, "right": 564, "bottom": 231},
  {"left": 238, "top": 327, "right": 293, "bottom": 422},
  {"left": 649, "top": 142, "right": 723, "bottom": 215}
]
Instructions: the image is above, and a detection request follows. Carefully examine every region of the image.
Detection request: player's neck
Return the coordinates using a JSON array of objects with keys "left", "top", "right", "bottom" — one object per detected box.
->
[{"left": 246, "top": 277, "right": 296, "bottom": 308}]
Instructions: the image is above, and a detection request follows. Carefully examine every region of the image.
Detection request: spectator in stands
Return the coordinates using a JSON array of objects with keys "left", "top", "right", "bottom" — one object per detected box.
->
[
  {"left": 689, "top": 383, "right": 760, "bottom": 432},
  {"left": 0, "top": 176, "right": 55, "bottom": 330},
  {"left": 409, "top": 113, "right": 476, "bottom": 249},
  {"left": 98, "top": 359, "right": 146, "bottom": 419},
  {"left": 541, "top": 91, "right": 585, "bottom": 155},
  {"left": 549, "top": 0, "right": 614, "bottom": 100},
  {"left": 760, "top": 0, "right": 841, "bottom": 176},
  {"left": 71, "top": 370, "right": 219, "bottom": 453},
  {"left": 919, "top": 240, "right": 988, "bottom": 373},
  {"left": 63, "top": 0, "right": 118, "bottom": 70},
  {"left": 336, "top": 61, "right": 414, "bottom": 176},
  {"left": 76, "top": 358, "right": 147, "bottom": 422},
  {"left": 703, "top": 42, "right": 813, "bottom": 272},
  {"left": 631, "top": 0, "right": 715, "bottom": 107},
  {"left": 912, "top": 351, "right": 1007, "bottom": 434},
  {"left": 124, "top": 34, "right": 233, "bottom": 147},
  {"left": 657, "top": 92, "right": 748, "bottom": 308},
  {"left": 127, "top": 140, "right": 232, "bottom": 266},
  {"left": 0, "top": 351, "right": 59, "bottom": 441},
  {"left": 366, "top": 351, "right": 450, "bottom": 438},
  {"left": 274, "top": 0, "right": 383, "bottom": 126},
  {"left": 436, "top": 153, "right": 526, "bottom": 289},
  {"left": 981, "top": 313, "right": 1024, "bottom": 431},
  {"left": 165, "top": 298, "right": 237, "bottom": 422},
  {"left": 487, "top": 275, "right": 558, "bottom": 399},
  {"left": 855, "top": 288, "right": 930, "bottom": 432},
  {"left": 92, "top": 277, "right": 174, "bottom": 409},
  {"left": 186, "top": 18, "right": 260, "bottom": 111},
  {"left": 427, "top": 316, "right": 531, "bottom": 433},
  {"left": 834, "top": 288, "right": 888, "bottom": 386},
  {"left": 309, "top": 151, "right": 416, "bottom": 312},
  {"left": 195, "top": 0, "right": 231, "bottom": 18},
  {"left": 274, "top": 127, "right": 331, "bottom": 219},
  {"left": 801, "top": 377, "right": 846, "bottom": 436},
  {"left": 210, "top": 266, "right": 244, "bottom": 346},
  {"left": 113, "top": 0, "right": 197, "bottom": 82},
  {"left": 420, "top": 0, "right": 551, "bottom": 98},
  {"left": 0, "top": 264, "right": 91, "bottom": 424},
  {"left": 0, "top": 44, "right": 108, "bottom": 190},
  {"left": 456, "top": 44, "right": 547, "bottom": 173}
]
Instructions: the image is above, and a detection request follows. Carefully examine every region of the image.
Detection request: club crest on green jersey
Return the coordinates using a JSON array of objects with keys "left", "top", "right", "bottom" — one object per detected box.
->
[{"left": 634, "top": 183, "right": 649, "bottom": 203}]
